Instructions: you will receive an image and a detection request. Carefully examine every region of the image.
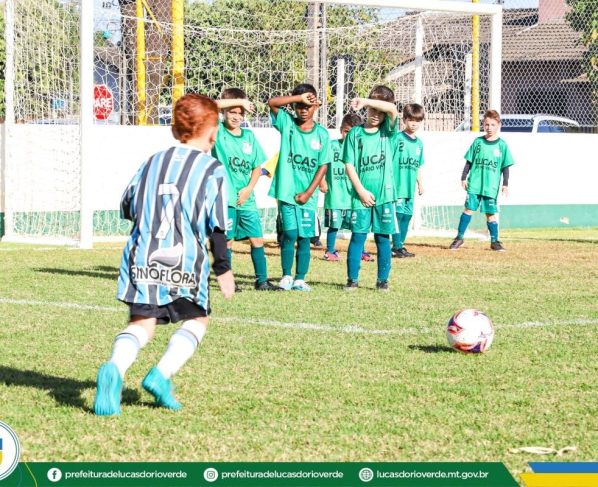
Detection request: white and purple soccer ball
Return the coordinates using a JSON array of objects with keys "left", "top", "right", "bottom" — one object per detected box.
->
[{"left": 446, "top": 309, "right": 495, "bottom": 353}]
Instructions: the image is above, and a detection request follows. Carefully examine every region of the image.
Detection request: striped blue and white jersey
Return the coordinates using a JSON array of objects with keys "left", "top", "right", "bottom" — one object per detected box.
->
[{"left": 117, "top": 145, "right": 228, "bottom": 308}]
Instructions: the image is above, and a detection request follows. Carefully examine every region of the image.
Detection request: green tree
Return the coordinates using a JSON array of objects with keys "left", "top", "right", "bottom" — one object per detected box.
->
[{"left": 566, "top": 0, "right": 598, "bottom": 120}]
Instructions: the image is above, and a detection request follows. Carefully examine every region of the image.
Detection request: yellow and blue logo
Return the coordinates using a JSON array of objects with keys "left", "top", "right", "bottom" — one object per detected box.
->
[
  {"left": 521, "top": 462, "right": 598, "bottom": 486},
  {"left": 0, "top": 421, "right": 21, "bottom": 481}
]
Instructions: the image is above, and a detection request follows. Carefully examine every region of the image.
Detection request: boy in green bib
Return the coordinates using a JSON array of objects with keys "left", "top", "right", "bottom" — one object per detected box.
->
[
  {"left": 342, "top": 85, "right": 399, "bottom": 291},
  {"left": 449, "top": 109, "right": 514, "bottom": 251},
  {"left": 323, "top": 113, "right": 362, "bottom": 261},
  {"left": 268, "top": 84, "right": 332, "bottom": 291},
  {"left": 392, "top": 103, "right": 425, "bottom": 258},
  {"left": 212, "top": 88, "right": 280, "bottom": 291}
]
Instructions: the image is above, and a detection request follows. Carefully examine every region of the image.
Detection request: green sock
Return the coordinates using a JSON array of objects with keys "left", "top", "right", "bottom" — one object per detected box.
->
[
  {"left": 227, "top": 248, "right": 233, "bottom": 267},
  {"left": 398, "top": 213, "right": 411, "bottom": 248},
  {"left": 281, "top": 229, "right": 298, "bottom": 276},
  {"left": 295, "top": 237, "right": 311, "bottom": 280},
  {"left": 347, "top": 233, "right": 367, "bottom": 281},
  {"left": 251, "top": 246, "right": 268, "bottom": 283},
  {"left": 375, "top": 233, "right": 391, "bottom": 281}
]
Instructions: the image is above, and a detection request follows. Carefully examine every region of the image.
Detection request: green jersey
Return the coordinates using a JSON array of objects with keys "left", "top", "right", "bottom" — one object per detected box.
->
[
  {"left": 324, "top": 139, "right": 352, "bottom": 210},
  {"left": 394, "top": 131, "right": 424, "bottom": 199},
  {"left": 212, "top": 121, "right": 267, "bottom": 210},
  {"left": 268, "top": 109, "right": 332, "bottom": 211},
  {"left": 464, "top": 136, "right": 514, "bottom": 198},
  {"left": 342, "top": 118, "right": 398, "bottom": 209}
]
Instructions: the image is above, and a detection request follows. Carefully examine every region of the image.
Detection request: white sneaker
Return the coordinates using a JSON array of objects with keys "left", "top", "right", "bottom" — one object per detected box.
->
[
  {"left": 279, "top": 275, "right": 293, "bottom": 291},
  {"left": 291, "top": 279, "right": 311, "bottom": 292}
]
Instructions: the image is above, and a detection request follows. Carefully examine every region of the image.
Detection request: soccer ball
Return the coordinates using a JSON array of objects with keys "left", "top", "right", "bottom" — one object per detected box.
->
[{"left": 446, "top": 309, "right": 494, "bottom": 353}]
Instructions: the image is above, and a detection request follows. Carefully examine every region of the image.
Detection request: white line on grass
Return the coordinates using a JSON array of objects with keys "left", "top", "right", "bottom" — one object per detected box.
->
[{"left": 1, "top": 297, "right": 597, "bottom": 335}]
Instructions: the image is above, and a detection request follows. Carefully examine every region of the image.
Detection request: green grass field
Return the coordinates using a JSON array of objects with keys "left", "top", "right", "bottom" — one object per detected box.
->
[{"left": 1, "top": 228, "right": 597, "bottom": 481}]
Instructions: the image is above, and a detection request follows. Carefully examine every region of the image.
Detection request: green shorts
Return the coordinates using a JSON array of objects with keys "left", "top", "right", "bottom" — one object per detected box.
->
[
  {"left": 279, "top": 201, "right": 317, "bottom": 238},
  {"left": 465, "top": 193, "right": 499, "bottom": 214},
  {"left": 396, "top": 198, "right": 414, "bottom": 216},
  {"left": 324, "top": 209, "right": 352, "bottom": 230},
  {"left": 226, "top": 207, "right": 263, "bottom": 241},
  {"left": 351, "top": 202, "right": 398, "bottom": 234}
]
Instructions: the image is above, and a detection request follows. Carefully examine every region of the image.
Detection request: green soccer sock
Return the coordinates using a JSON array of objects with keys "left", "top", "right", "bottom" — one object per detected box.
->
[
  {"left": 391, "top": 211, "right": 402, "bottom": 249},
  {"left": 375, "top": 233, "right": 391, "bottom": 282},
  {"left": 281, "top": 229, "right": 298, "bottom": 276},
  {"left": 227, "top": 247, "right": 233, "bottom": 267},
  {"left": 398, "top": 213, "right": 412, "bottom": 248},
  {"left": 295, "top": 237, "right": 311, "bottom": 280},
  {"left": 326, "top": 228, "right": 339, "bottom": 253},
  {"left": 457, "top": 213, "right": 472, "bottom": 239},
  {"left": 347, "top": 233, "right": 367, "bottom": 281},
  {"left": 251, "top": 246, "right": 268, "bottom": 283},
  {"left": 487, "top": 221, "right": 499, "bottom": 242}
]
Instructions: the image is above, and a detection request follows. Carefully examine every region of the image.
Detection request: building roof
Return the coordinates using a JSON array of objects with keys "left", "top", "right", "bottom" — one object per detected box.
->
[{"left": 502, "top": 17, "right": 586, "bottom": 62}]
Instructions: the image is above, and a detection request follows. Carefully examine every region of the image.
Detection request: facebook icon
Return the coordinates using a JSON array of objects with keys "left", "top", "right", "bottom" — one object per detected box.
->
[{"left": 47, "top": 468, "right": 63, "bottom": 482}]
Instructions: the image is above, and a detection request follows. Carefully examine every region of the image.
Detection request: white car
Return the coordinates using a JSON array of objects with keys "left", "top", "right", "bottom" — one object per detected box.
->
[{"left": 456, "top": 114, "right": 580, "bottom": 133}]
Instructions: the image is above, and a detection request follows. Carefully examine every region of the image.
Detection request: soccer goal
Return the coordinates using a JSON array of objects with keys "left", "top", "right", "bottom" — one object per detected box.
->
[{"left": 1, "top": 0, "right": 502, "bottom": 247}]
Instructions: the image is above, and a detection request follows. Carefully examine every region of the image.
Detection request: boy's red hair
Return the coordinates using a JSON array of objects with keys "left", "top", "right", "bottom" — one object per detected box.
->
[
  {"left": 483, "top": 109, "right": 501, "bottom": 124},
  {"left": 172, "top": 94, "right": 218, "bottom": 143}
]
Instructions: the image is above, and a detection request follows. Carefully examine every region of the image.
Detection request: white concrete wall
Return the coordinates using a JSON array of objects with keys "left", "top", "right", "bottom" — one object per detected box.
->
[{"left": 2, "top": 124, "right": 597, "bottom": 216}]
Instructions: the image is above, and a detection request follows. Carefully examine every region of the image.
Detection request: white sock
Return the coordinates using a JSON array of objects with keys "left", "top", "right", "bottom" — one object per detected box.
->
[
  {"left": 109, "top": 325, "right": 149, "bottom": 378},
  {"left": 156, "top": 320, "right": 207, "bottom": 379}
]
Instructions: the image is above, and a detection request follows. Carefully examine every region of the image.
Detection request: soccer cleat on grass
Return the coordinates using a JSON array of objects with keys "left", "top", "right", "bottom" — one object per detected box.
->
[
  {"left": 490, "top": 240, "right": 506, "bottom": 252},
  {"left": 254, "top": 279, "right": 282, "bottom": 291},
  {"left": 142, "top": 367, "right": 182, "bottom": 411},
  {"left": 392, "top": 247, "right": 415, "bottom": 258},
  {"left": 323, "top": 250, "right": 340, "bottom": 261},
  {"left": 279, "top": 275, "right": 294, "bottom": 291},
  {"left": 449, "top": 238, "right": 464, "bottom": 250},
  {"left": 344, "top": 279, "right": 359, "bottom": 291},
  {"left": 94, "top": 362, "right": 123, "bottom": 416},
  {"left": 376, "top": 280, "right": 389, "bottom": 292},
  {"left": 291, "top": 279, "right": 311, "bottom": 292},
  {"left": 311, "top": 239, "right": 324, "bottom": 249},
  {"left": 361, "top": 251, "right": 375, "bottom": 262}
]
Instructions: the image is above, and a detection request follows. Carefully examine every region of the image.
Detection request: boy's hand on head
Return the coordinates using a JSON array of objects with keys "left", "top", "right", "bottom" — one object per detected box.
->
[
  {"left": 300, "top": 93, "right": 318, "bottom": 106},
  {"left": 350, "top": 97, "right": 366, "bottom": 111},
  {"left": 358, "top": 190, "right": 375, "bottom": 207},
  {"left": 294, "top": 192, "right": 310, "bottom": 205},
  {"left": 461, "top": 180, "right": 468, "bottom": 191},
  {"left": 501, "top": 185, "right": 509, "bottom": 197},
  {"left": 242, "top": 100, "right": 255, "bottom": 114},
  {"left": 217, "top": 271, "right": 235, "bottom": 299},
  {"left": 237, "top": 187, "right": 251, "bottom": 206}
]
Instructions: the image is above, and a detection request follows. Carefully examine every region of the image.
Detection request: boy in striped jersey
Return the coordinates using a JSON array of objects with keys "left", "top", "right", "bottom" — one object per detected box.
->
[
  {"left": 212, "top": 88, "right": 279, "bottom": 291},
  {"left": 94, "top": 94, "right": 234, "bottom": 416}
]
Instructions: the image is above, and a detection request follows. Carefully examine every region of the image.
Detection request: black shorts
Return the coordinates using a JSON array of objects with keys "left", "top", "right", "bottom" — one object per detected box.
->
[{"left": 127, "top": 298, "right": 208, "bottom": 324}]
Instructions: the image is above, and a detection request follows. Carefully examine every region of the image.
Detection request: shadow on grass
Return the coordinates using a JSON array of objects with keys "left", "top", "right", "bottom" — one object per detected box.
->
[
  {"left": 0, "top": 366, "right": 140, "bottom": 411},
  {"left": 35, "top": 266, "right": 118, "bottom": 280},
  {"left": 408, "top": 344, "right": 455, "bottom": 354}
]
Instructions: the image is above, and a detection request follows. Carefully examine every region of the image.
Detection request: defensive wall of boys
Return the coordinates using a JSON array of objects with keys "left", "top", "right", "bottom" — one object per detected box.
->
[{"left": 0, "top": 124, "right": 597, "bottom": 238}]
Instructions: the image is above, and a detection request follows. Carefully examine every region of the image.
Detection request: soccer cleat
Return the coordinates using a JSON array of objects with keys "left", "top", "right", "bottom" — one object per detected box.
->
[
  {"left": 344, "top": 279, "right": 359, "bottom": 291},
  {"left": 94, "top": 362, "right": 123, "bottom": 416},
  {"left": 291, "top": 279, "right": 311, "bottom": 292},
  {"left": 376, "top": 280, "right": 389, "bottom": 292},
  {"left": 361, "top": 251, "right": 375, "bottom": 262},
  {"left": 311, "top": 239, "right": 324, "bottom": 249},
  {"left": 323, "top": 250, "right": 340, "bottom": 261},
  {"left": 254, "top": 279, "right": 282, "bottom": 291},
  {"left": 449, "top": 238, "right": 464, "bottom": 250},
  {"left": 392, "top": 247, "right": 415, "bottom": 258},
  {"left": 279, "top": 275, "right": 294, "bottom": 291},
  {"left": 490, "top": 240, "right": 506, "bottom": 252},
  {"left": 142, "top": 367, "right": 182, "bottom": 411}
]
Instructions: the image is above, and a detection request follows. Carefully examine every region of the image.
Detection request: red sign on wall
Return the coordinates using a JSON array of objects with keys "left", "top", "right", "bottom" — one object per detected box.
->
[{"left": 93, "top": 84, "right": 113, "bottom": 120}]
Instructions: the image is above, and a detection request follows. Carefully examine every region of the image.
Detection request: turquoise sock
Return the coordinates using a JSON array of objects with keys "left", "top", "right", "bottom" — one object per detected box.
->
[
  {"left": 295, "top": 237, "right": 311, "bottom": 280},
  {"left": 227, "top": 247, "right": 233, "bottom": 267},
  {"left": 457, "top": 213, "right": 472, "bottom": 239},
  {"left": 281, "top": 229, "right": 298, "bottom": 276},
  {"left": 327, "top": 228, "right": 338, "bottom": 253},
  {"left": 487, "top": 221, "right": 499, "bottom": 242},
  {"left": 398, "top": 214, "right": 411, "bottom": 248},
  {"left": 391, "top": 211, "right": 402, "bottom": 249},
  {"left": 251, "top": 246, "right": 268, "bottom": 283},
  {"left": 375, "top": 233, "right": 391, "bottom": 282},
  {"left": 347, "top": 233, "right": 367, "bottom": 281}
]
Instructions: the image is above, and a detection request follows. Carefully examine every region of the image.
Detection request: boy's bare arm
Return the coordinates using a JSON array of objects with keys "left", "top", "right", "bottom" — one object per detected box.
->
[
  {"left": 351, "top": 97, "right": 398, "bottom": 124},
  {"left": 295, "top": 165, "right": 328, "bottom": 205},
  {"left": 345, "top": 163, "right": 375, "bottom": 207},
  {"left": 216, "top": 98, "right": 254, "bottom": 113},
  {"left": 237, "top": 167, "right": 262, "bottom": 206},
  {"left": 268, "top": 93, "right": 318, "bottom": 116}
]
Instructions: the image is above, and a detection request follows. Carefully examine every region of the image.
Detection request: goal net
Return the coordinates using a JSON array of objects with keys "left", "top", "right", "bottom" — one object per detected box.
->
[{"left": 2, "top": 0, "right": 501, "bottom": 245}]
